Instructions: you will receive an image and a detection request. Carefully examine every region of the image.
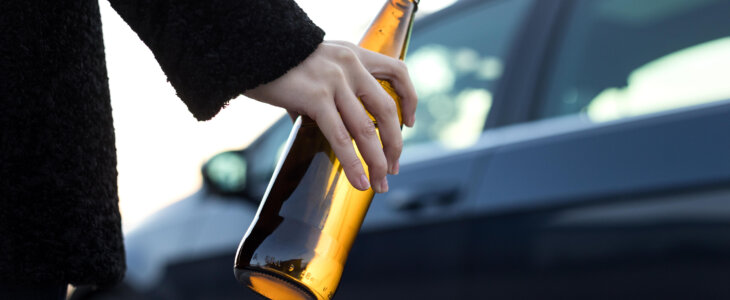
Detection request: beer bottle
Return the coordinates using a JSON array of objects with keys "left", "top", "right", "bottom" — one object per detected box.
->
[{"left": 234, "top": 1, "right": 419, "bottom": 299}]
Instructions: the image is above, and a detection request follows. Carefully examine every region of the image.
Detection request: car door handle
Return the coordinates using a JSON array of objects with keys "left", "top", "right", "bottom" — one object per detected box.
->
[{"left": 384, "top": 185, "right": 460, "bottom": 211}]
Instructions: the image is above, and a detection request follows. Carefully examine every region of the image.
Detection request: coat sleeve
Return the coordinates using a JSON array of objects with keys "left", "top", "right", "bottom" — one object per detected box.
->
[{"left": 108, "top": 0, "right": 325, "bottom": 120}]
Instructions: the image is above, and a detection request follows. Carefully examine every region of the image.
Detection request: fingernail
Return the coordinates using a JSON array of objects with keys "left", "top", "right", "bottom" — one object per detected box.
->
[
  {"left": 392, "top": 161, "right": 400, "bottom": 175},
  {"left": 359, "top": 174, "right": 370, "bottom": 190}
]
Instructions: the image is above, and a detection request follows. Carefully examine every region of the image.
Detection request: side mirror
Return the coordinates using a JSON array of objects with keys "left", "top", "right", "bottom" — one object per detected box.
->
[
  {"left": 202, "top": 116, "right": 294, "bottom": 203},
  {"left": 202, "top": 150, "right": 249, "bottom": 197}
]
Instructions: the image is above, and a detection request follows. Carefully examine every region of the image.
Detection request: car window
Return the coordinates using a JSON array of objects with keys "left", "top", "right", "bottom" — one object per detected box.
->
[
  {"left": 538, "top": 0, "right": 730, "bottom": 122},
  {"left": 403, "top": 0, "right": 533, "bottom": 149}
]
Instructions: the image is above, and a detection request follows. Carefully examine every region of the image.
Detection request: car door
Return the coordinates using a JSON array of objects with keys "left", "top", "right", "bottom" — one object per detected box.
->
[
  {"left": 465, "top": 0, "right": 730, "bottom": 298},
  {"left": 336, "top": 0, "right": 536, "bottom": 298}
]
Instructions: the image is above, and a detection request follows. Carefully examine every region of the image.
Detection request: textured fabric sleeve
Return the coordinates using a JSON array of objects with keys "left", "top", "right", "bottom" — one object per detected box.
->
[{"left": 108, "top": 0, "right": 325, "bottom": 120}]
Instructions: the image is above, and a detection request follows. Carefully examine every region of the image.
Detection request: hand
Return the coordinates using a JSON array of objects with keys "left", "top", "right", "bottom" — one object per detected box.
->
[{"left": 244, "top": 41, "right": 418, "bottom": 193}]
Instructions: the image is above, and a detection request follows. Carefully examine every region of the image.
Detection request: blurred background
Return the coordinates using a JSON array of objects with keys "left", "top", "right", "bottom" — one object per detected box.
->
[{"left": 77, "top": 0, "right": 730, "bottom": 299}]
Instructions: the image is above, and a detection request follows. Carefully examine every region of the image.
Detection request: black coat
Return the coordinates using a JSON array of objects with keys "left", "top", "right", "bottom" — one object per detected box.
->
[{"left": 0, "top": 0, "right": 323, "bottom": 286}]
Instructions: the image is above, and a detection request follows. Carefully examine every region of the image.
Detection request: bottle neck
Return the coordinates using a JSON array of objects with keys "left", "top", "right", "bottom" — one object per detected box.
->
[
  {"left": 358, "top": 0, "right": 418, "bottom": 59},
  {"left": 399, "top": 0, "right": 418, "bottom": 60}
]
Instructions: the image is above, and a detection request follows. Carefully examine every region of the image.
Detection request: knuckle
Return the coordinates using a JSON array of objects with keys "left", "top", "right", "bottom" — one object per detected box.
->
[
  {"left": 369, "top": 157, "right": 388, "bottom": 174},
  {"left": 333, "top": 127, "right": 352, "bottom": 147},
  {"left": 357, "top": 119, "right": 378, "bottom": 139},
  {"left": 388, "top": 137, "right": 404, "bottom": 154},
  {"left": 382, "top": 98, "right": 398, "bottom": 116},
  {"left": 372, "top": 95, "right": 397, "bottom": 117},
  {"left": 394, "top": 60, "right": 408, "bottom": 75},
  {"left": 323, "top": 63, "right": 345, "bottom": 79},
  {"left": 334, "top": 47, "right": 358, "bottom": 64},
  {"left": 344, "top": 157, "right": 363, "bottom": 172},
  {"left": 310, "top": 86, "right": 329, "bottom": 100}
]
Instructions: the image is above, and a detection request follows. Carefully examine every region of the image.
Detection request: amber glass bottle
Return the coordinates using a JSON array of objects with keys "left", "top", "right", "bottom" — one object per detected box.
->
[{"left": 234, "top": 1, "right": 418, "bottom": 299}]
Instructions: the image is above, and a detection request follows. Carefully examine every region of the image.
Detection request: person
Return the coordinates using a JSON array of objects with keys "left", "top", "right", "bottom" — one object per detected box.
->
[{"left": 0, "top": 0, "right": 417, "bottom": 299}]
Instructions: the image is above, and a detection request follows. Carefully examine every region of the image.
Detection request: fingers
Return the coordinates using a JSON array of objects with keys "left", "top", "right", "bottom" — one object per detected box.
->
[
  {"left": 338, "top": 43, "right": 418, "bottom": 127},
  {"left": 244, "top": 41, "right": 416, "bottom": 194},
  {"left": 313, "top": 103, "right": 371, "bottom": 192},
  {"left": 385, "top": 60, "right": 418, "bottom": 128},
  {"left": 328, "top": 44, "right": 402, "bottom": 191},
  {"left": 349, "top": 64, "right": 403, "bottom": 177},
  {"left": 335, "top": 83, "right": 390, "bottom": 193}
]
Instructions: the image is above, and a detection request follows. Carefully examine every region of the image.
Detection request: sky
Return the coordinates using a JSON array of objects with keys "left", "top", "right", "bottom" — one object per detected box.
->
[{"left": 99, "top": 0, "right": 456, "bottom": 231}]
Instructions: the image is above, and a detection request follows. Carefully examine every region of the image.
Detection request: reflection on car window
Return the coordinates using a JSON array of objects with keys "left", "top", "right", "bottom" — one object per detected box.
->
[
  {"left": 539, "top": 0, "right": 730, "bottom": 122},
  {"left": 403, "top": 0, "right": 532, "bottom": 149},
  {"left": 587, "top": 37, "right": 730, "bottom": 121}
]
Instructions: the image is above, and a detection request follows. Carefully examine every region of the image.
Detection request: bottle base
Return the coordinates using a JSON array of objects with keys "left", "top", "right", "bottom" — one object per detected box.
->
[{"left": 235, "top": 267, "right": 317, "bottom": 300}]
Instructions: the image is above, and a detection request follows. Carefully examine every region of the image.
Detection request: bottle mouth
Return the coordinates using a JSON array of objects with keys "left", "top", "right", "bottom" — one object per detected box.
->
[{"left": 235, "top": 267, "right": 318, "bottom": 300}]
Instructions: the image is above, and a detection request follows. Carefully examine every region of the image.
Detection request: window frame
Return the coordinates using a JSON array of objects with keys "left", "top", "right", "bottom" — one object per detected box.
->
[{"left": 484, "top": 0, "right": 571, "bottom": 129}]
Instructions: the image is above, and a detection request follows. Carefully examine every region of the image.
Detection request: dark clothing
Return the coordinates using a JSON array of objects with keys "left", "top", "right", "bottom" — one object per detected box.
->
[
  {"left": 0, "top": 0, "right": 323, "bottom": 286},
  {"left": 0, "top": 283, "right": 67, "bottom": 300}
]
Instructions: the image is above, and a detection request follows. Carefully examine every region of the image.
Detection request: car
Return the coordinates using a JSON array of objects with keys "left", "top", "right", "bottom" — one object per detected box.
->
[{"left": 73, "top": 0, "right": 730, "bottom": 298}]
